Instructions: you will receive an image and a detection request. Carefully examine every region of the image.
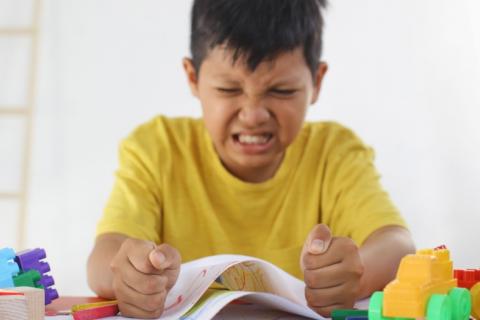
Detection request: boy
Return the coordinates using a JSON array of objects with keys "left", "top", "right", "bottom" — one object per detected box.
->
[{"left": 87, "top": 0, "right": 415, "bottom": 318}]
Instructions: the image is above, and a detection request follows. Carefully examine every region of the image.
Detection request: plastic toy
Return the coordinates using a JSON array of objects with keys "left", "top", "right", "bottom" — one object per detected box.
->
[
  {"left": 369, "top": 247, "right": 471, "bottom": 320},
  {"left": 331, "top": 309, "right": 368, "bottom": 320},
  {"left": 15, "top": 248, "right": 58, "bottom": 304},
  {"left": 71, "top": 301, "right": 119, "bottom": 320},
  {"left": 0, "top": 248, "right": 20, "bottom": 288},
  {"left": 13, "top": 270, "right": 42, "bottom": 289},
  {"left": 454, "top": 268, "right": 480, "bottom": 319}
]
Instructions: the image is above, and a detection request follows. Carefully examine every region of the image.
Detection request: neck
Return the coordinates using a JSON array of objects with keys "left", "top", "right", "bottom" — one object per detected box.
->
[{"left": 221, "top": 154, "right": 285, "bottom": 183}]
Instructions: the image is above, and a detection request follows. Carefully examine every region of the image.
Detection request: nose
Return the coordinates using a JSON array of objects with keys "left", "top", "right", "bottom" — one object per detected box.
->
[{"left": 238, "top": 104, "right": 271, "bottom": 128}]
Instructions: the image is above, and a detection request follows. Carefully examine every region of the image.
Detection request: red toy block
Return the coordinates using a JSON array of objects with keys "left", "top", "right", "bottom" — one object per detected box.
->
[
  {"left": 72, "top": 304, "right": 119, "bottom": 320},
  {"left": 454, "top": 269, "right": 480, "bottom": 290}
]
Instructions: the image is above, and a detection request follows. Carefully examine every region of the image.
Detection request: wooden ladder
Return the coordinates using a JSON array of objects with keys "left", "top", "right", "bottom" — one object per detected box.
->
[{"left": 0, "top": 0, "right": 42, "bottom": 249}]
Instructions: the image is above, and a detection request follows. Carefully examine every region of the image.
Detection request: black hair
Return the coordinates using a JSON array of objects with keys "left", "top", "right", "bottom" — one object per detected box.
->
[{"left": 190, "top": 0, "right": 327, "bottom": 79}]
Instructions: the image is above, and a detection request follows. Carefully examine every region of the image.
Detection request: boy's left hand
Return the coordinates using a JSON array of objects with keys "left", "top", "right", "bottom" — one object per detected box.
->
[{"left": 300, "top": 224, "right": 364, "bottom": 317}]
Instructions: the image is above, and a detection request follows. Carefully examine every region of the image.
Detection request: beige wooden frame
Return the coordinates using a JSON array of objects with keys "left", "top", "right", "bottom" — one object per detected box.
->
[{"left": 0, "top": 0, "right": 41, "bottom": 250}]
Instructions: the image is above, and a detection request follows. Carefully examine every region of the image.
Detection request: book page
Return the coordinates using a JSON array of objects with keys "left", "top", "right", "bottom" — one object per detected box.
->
[{"left": 50, "top": 255, "right": 369, "bottom": 320}]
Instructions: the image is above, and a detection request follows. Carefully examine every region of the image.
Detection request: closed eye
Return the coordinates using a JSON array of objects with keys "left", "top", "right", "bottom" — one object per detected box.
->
[
  {"left": 216, "top": 88, "right": 241, "bottom": 94},
  {"left": 270, "top": 89, "right": 297, "bottom": 96}
]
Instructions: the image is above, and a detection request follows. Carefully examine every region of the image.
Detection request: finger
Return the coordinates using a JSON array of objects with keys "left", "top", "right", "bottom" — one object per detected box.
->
[
  {"left": 306, "top": 224, "right": 332, "bottom": 255},
  {"left": 303, "top": 263, "right": 345, "bottom": 289},
  {"left": 118, "top": 301, "right": 165, "bottom": 319},
  {"left": 125, "top": 239, "right": 162, "bottom": 274},
  {"left": 305, "top": 284, "right": 355, "bottom": 309},
  {"left": 114, "top": 277, "right": 167, "bottom": 315},
  {"left": 111, "top": 250, "right": 166, "bottom": 294},
  {"left": 302, "top": 237, "right": 359, "bottom": 270},
  {"left": 122, "top": 271, "right": 168, "bottom": 295},
  {"left": 149, "top": 243, "right": 182, "bottom": 271}
]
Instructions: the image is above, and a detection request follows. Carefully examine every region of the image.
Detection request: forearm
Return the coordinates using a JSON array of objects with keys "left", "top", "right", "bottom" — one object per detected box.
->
[
  {"left": 358, "top": 226, "right": 415, "bottom": 298},
  {"left": 87, "top": 233, "right": 127, "bottom": 298}
]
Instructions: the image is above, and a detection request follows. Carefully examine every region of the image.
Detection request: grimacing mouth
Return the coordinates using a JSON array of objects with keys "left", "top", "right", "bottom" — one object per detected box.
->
[{"left": 232, "top": 133, "right": 274, "bottom": 144}]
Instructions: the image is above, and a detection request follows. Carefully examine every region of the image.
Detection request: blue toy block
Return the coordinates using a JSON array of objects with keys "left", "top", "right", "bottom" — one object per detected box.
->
[{"left": 0, "top": 248, "right": 20, "bottom": 289}]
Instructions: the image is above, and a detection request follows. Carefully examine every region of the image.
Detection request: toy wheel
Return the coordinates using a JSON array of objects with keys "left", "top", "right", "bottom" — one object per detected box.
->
[
  {"left": 426, "top": 294, "right": 452, "bottom": 320},
  {"left": 369, "top": 291, "right": 389, "bottom": 320},
  {"left": 448, "top": 287, "right": 471, "bottom": 320}
]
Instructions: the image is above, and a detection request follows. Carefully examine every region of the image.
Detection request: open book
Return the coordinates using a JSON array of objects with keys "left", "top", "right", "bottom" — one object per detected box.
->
[{"left": 109, "top": 255, "right": 369, "bottom": 320}]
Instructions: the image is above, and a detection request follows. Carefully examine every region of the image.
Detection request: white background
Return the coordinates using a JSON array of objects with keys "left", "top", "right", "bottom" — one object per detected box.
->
[{"left": 1, "top": 0, "right": 479, "bottom": 295}]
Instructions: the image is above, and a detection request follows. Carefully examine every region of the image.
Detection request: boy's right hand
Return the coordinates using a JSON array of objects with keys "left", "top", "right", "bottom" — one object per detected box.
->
[{"left": 110, "top": 238, "right": 181, "bottom": 318}]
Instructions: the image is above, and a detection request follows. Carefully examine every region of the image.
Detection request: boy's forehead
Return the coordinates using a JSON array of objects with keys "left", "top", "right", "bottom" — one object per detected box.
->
[{"left": 203, "top": 46, "right": 309, "bottom": 80}]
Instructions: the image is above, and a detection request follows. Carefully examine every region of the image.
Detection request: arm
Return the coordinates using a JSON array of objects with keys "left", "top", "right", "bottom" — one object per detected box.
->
[
  {"left": 87, "top": 233, "right": 127, "bottom": 299},
  {"left": 87, "top": 233, "right": 182, "bottom": 318},
  {"left": 358, "top": 225, "right": 415, "bottom": 298},
  {"left": 301, "top": 224, "right": 414, "bottom": 316}
]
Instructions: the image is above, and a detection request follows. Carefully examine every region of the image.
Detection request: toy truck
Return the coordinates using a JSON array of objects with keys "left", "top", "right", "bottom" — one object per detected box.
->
[{"left": 369, "top": 247, "right": 471, "bottom": 320}]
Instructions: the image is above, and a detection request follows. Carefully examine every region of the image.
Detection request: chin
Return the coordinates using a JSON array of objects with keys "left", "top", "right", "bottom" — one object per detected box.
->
[{"left": 233, "top": 154, "right": 278, "bottom": 170}]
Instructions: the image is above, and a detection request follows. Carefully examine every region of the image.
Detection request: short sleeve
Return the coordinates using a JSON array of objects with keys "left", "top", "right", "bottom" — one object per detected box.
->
[
  {"left": 321, "top": 131, "right": 407, "bottom": 245},
  {"left": 96, "top": 137, "right": 162, "bottom": 243}
]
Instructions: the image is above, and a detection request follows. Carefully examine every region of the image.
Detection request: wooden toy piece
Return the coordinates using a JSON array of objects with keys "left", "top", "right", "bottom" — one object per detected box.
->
[{"left": 0, "top": 286, "right": 44, "bottom": 320}]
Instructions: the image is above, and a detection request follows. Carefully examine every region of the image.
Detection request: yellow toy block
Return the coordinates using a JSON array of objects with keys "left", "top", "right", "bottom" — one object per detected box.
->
[{"left": 472, "top": 282, "right": 480, "bottom": 319}]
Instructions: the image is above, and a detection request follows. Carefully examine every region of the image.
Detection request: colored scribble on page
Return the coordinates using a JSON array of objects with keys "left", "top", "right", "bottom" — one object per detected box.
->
[{"left": 217, "top": 262, "right": 272, "bottom": 292}]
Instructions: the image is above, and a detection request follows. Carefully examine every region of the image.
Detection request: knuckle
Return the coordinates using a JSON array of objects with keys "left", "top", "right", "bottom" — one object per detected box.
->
[
  {"left": 303, "top": 271, "right": 317, "bottom": 287},
  {"left": 302, "top": 254, "right": 316, "bottom": 269},
  {"left": 352, "top": 261, "right": 364, "bottom": 276},
  {"left": 341, "top": 238, "right": 358, "bottom": 252},
  {"left": 304, "top": 287, "right": 316, "bottom": 305},
  {"left": 144, "top": 292, "right": 166, "bottom": 312}
]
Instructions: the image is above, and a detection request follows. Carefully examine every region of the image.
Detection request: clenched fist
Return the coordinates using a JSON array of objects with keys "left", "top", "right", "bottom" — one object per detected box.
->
[
  {"left": 110, "top": 238, "right": 181, "bottom": 318},
  {"left": 300, "top": 224, "right": 364, "bottom": 317}
]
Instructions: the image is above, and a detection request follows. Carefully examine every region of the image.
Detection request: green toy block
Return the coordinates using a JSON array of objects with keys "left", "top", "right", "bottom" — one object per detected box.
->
[
  {"left": 332, "top": 309, "right": 369, "bottom": 320},
  {"left": 13, "top": 270, "right": 44, "bottom": 289}
]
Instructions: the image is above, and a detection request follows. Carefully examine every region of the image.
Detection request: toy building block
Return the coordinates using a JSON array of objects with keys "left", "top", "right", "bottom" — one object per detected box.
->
[
  {"left": 0, "top": 287, "right": 45, "bottom": 320},
  {"left": 13, "top": 270, "right": 43, "bottom": 289},
  {"left": 15, "top": 248, "right": 58, "bottom": 304},
  {"left": 369, "top": 247, "right": 471, "bottom": 320},
  {"left": 15, "top": 248, "right": 50, "bottom": 274},
  {"left": 455, "top": 268, "right": 480, "bottom": 319},
  {"left": 454, "top": 268, "right": 480, "bottom": 289},
  {"left": 471, "top": 282, "right": 480, "bottom": 319},
  {"left": 72, "top": 302, "right": 119, "bottom": 320},
  {"left": 0, "top": 248, "right": 20, "bottom": 289},
  {"left": 331, "top": 309, "right": 368, "bottom": 320}
]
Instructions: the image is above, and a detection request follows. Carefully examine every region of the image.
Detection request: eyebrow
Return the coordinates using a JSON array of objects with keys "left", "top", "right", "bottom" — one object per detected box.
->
[{"left": 212, "top": 74, "right": 303, "bottom": 87}]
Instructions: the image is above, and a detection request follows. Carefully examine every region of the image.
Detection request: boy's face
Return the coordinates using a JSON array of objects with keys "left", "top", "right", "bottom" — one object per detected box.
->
[{"left": 183, "top": 47, "right": 327, "bottom": 182}]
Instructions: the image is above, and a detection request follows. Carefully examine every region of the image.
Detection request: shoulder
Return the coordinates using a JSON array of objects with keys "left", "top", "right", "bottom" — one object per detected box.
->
[
  {"left": 119, "top": 115, "right": 203, "bottom": 167},
  {"left": 302, "top": 121, "right": 371, "bottom": 158},
  {"left": 124, "top": 115, "right": 202, "bottom": 149}
]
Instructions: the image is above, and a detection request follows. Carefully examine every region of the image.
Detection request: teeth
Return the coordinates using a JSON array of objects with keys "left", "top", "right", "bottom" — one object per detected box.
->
[{"left": 238, "top": 134, "right": 270, "bottom": 144}]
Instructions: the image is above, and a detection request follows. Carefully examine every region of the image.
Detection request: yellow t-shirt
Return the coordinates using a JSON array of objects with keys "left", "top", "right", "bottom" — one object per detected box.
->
[{"left": 96, "top": 116, "right": 406, "bottom": 279}]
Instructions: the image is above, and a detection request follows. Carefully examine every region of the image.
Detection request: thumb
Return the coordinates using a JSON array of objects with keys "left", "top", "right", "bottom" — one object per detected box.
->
[
  {"left": 306, "top": 224, "right": 332, "bottom": 255},
  {"left": 148, "top": 244, "right": 181, "bottom": 271},
  {"left": 149, "top": 248, "right": 167, "bottom": 270}
]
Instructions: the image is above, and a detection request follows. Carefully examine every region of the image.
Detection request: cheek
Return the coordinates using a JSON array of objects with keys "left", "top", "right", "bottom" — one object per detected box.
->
[
  {"left": 275, "top": 101, "right": 308, "bottom": 142},
  {"left": 201, "top": 99, "right": 236, "bottom": 140}
]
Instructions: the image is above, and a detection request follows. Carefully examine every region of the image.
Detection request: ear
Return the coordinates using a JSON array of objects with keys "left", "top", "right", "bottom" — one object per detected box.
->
[
  {"left": 182, "top": 57, "right": 200, "bottom": 98},
  {"left": 310, "top": 62, "right": 328, "bottom": 104}
]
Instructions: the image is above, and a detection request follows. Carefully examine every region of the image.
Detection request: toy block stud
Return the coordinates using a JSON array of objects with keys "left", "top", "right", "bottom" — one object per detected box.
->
[{"left": 15, "top": 249, "right": 50, "bottom": 274}]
